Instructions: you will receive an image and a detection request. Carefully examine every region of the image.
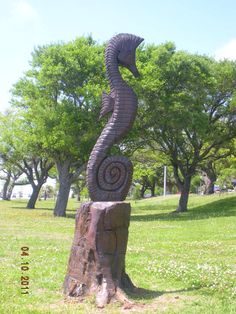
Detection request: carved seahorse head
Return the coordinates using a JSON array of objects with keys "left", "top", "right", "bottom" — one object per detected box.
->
[{"left": 106, "top": 33, "right": 144, "bottom": 77}]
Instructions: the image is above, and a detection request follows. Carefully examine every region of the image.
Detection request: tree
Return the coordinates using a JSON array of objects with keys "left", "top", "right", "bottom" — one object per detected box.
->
[
  {"left": 200, "top": 162, "right": 217, "bottom": 194},
  {"left": 0, "top": 162, "right": 25, "bottom": 200},
  {"left": 39, "top": 184, "right": 55, "bottom": 200},
  {"left": 216, "top": 144, "right": 236, "bottom": 190},
  {"left": 135, "top": 43, "right": 236, "bottom": 211},
  {"left": 11, "top": 37, "right": 107, "bottom": 216},
  {"left": 0, "top": 112, "right": 54, "bottom": 207},
  {"left": 71, "top": 171, "right": 86, "bottom": 201},
  {"left": 199, "top": 147, "right": 232, "bottom": 194},
  {"left": 16, "top": 158, "right": 54, "bottom": 208},
  {"left": 132, "top": 148, "right": 166, "bottom": 198}
]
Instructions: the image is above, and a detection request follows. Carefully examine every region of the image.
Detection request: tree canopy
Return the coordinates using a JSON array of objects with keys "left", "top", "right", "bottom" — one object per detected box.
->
[
  {"left": 10, "top": 37, "right": 107, "bottom": 215},
  {"left": 1, "top": 37, "right": 235, "bottom": 215},
  {"left": 134, "top": 43, "right": 236, "bottom": 211}
]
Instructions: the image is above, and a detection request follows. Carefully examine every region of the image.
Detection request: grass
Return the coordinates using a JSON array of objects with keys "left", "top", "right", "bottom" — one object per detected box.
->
[{"left": 0, "top": 193, "right": 236, "bottom": 313}]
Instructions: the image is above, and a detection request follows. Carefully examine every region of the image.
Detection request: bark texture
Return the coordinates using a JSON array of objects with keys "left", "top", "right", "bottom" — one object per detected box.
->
[
  {"left": 54, "top": 160, "right": 73, "bottom": 217},
  {"left": 201, "top": 167, "right": 216, "bottom": 195},
  {"left": 53, "top": 179, "right": 71, "bottom": 216},
  {"left": 2, "top": 172, "right": 11, "bottom": 200},
  {"left": 64, "top": 202, "right": 134, "bottom": 307},
  {"left": 176, "top": 177, "right": 191, "bottom": 212},
  {"left": 26, "top": 182, "right": 44, "bottom": 209}
]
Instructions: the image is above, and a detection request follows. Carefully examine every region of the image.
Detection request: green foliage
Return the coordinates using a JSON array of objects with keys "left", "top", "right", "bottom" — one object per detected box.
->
[
  {"left": 11, "top": 37, "right": 107, "bottom": 165},
  {"left": 8, "top": 36, "right": 108, "bottom": 213},
  {"left": 132, "top": 184, "right": 142, "bottom": 200},
  {"left": 217, "top": 155, "right": 236, "bottom": 189},
  {"left": 190, "top": 175, "right": 201, "bottom": 193},
  {"left": 138, "top": 47, "right": 236, "bottom": 161},
  {"left": 132, "top": 44, "right": 236, "bottom": 210},
  {"left": 133, "top": 149, "right": 164, "bottom": 181},
  {"left": 0, "top": 111, "right": 53, "bottom": 196},
  {"left": 132, "top": 148, "right": 168, "bottom": 198},
  {"left": 80, "top": 186, "right": 89, "bottom": 200},
  {"left": 39, "top": 185, "right": 55, "bottom": 199},
  {"left": 2, "top": 37, "right": 236, "bottom": 212}
]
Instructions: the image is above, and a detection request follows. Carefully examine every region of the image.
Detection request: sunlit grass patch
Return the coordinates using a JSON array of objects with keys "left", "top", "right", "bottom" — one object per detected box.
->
[{"left": 0, "top": 193, "right": 235, "bottom": 313}]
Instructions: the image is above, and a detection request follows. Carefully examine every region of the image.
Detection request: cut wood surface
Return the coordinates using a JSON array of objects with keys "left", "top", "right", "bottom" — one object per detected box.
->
[{"left": 64, "top": 201, "right": 134, "bottom": 307}]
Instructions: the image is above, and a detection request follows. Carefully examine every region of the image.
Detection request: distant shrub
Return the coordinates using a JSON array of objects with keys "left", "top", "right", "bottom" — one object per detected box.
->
[{"left": 132, "top": 185, "right": 142, "bottom": 200}]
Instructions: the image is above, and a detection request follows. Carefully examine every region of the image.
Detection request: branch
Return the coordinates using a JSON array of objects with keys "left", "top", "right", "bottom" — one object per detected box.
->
[
  {"left": 33, "top": 158, "right": 40, "bottom": 182},
  {"left": 22, "top": 159, "right": 35, "bottom": 187},
  {"left": 172, "top": 163, "right": 183, "bottom": 188},
  {"left": 71, "top": 164, "right": 87, "bottom": 183}
]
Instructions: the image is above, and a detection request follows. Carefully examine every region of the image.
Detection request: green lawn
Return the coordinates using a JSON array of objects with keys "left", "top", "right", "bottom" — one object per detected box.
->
[{"left": 0, "top": 193, "right": 236, "bottom": 313}]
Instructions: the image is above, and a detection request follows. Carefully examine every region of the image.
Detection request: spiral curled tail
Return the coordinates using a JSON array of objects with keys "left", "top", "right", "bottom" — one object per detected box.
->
[{"left": 87, "top": 156, "right": 133, "bottom": 201}]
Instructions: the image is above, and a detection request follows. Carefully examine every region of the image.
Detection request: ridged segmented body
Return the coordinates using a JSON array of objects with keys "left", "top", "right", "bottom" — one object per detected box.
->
[{"left": 86, "top": 33, "right": 143, "bottom": 201}]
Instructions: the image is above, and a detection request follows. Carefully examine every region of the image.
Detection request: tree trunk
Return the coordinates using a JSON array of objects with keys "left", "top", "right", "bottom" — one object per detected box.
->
[
  {"left": 2, "top": 173, "right": 11, "bottom": 200},
  {"left": 6, "top": 181, "right": 15, "bottom": 200},
  {"left": 167, "top": 181, "right": 175, "bottom": 194},
  {"left": 44, "top": 190, "right": 47, "bottom": 200},
  {"left": 150, "top": 182, "right": 155, "bottom": 197},
  {"left": 64, "top": 202, "right": 134, "bottom": 308},
  {"left": 202, "top": 171, "right": 216, "bottom": 195},
  {"left": 54, "top": 160, "right": 72, "bottom": 217},
  {"left": 176, "top": 176, "right": 191, "bottom": 212},
  {"left": 204, "top": 180, "right": 215, "bottom": 194},
  {"left": 54, "top": 181, "right": 71, "bottom": 216},
  {"left": 140, "top": 184, "right": 146, "bottom": 198},
  {"left": 26, "top": 184, "right": 43, "bottom": 209}
]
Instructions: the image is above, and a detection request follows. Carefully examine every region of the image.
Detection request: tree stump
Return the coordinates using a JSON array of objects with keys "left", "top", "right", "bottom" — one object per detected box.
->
[{"left": 63, "top": 202, "right": 134, "bottom": 308}]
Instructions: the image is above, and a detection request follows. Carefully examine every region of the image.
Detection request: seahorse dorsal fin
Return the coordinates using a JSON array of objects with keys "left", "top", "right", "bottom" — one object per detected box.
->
[{"left": 99, "top": 92, "right": 115, "bottom": 119}]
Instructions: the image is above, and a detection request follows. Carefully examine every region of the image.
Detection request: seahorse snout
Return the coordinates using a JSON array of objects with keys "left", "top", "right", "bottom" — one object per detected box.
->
[
  {"left": 117, "top": 34, "right": 143, "bottom": 77},
  {"left": 127, "top": 63, "right": 140, "bottom": 77}
]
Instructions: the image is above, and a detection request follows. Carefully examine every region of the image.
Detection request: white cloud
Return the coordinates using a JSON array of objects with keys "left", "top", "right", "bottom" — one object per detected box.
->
[
  {"left": 10, "top": 0, "right": 39, "bottom": 24},
  {"left": 215, "top": 39, "right": 236, "bottom": 61}
]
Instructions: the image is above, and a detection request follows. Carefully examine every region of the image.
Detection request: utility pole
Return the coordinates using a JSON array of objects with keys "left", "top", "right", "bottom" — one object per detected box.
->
[{"left": 163, "top": 165, "right": 167, "bottom": 196}]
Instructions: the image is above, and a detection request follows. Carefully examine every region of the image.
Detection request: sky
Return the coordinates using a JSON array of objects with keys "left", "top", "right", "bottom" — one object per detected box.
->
[{"left": 1, "top": 0, "right": 236, "bottom": 112}]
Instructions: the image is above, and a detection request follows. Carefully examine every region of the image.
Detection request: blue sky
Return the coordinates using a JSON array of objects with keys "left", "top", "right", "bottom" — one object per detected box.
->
[{"left": 1, "top": 0, "right": 236, "bottom": 112}]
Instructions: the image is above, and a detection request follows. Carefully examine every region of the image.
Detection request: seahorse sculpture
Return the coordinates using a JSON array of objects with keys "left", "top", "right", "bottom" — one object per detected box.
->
[{"left": 86, "top": 33, "right": 143, "bottom": 201}]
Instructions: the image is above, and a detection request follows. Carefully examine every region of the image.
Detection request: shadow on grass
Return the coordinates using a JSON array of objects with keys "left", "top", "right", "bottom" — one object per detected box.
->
[
  {"left": 66, "top": 213, "right": 77, "bottom": 219},
  {"left": 12, "top": 206, "right": 77, "bottom": 213},
  {"left": 10, "top": 196, "right": 236, "bottom": 222},
  {"left": 131, "top": 196, "right": 236, "bottom": 222},
  {"left": 125, "top": 285, "right": 201, "bottom": 301},
  {"left": 12, "top": 206, "right": 53, "bottom": 211}
]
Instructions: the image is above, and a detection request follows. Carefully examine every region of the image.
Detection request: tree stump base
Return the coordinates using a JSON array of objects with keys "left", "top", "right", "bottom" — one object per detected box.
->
[{"left": 63, "top": 202, "right": 134, "bottom": 308}]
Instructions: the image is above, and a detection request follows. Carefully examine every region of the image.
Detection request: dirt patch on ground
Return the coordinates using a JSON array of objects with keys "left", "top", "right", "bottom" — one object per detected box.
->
[
  {"left": 120, "top": 293, "right": 197, "bottom": 313},
  {"left": 46, "top": 289, "right": 198, "bottom": 313}
]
